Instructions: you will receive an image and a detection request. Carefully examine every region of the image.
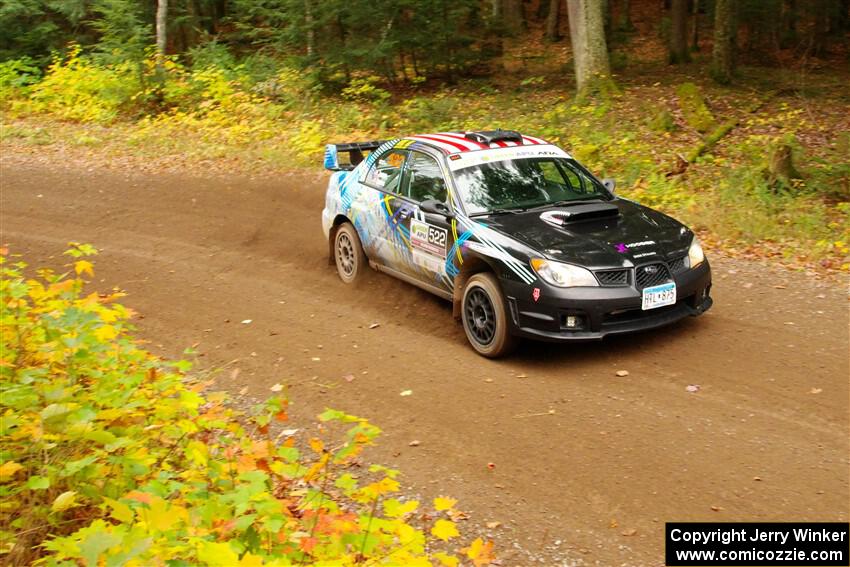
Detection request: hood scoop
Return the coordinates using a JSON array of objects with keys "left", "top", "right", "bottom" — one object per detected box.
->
[{"left": 540, "top": 202, "right": 620, "bottom": 227}]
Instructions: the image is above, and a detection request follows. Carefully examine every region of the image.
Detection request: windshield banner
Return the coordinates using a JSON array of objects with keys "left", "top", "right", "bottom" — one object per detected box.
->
[{"left": 447, "top": 144, "right": 571, "bottom": 171}]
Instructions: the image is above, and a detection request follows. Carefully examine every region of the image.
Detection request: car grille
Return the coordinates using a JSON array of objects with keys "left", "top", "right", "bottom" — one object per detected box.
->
[
  {"left": 595, "top": 269, "right": 630, "bottom": 286},
  {"left": 668, "top": 256, "right": 687, "bottom": 274},
  {"left": 634, "top": 262, "right": 672, "bottom": 290}
]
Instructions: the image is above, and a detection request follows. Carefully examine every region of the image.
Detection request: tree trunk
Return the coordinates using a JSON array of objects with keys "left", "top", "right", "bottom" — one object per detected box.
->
[
  {"left": 690, "top": 0, "right": 700, "bottom": 51},
  {"left": 602, "top": 0, "right": 611, "bottom": 40},
  {"left": 780, "top": 0, "right": 797, "bottom": 48},
  {"left": 546, "top": 0, "right": 562, "bottom": 41},
  {"left": 567, "top": 0, "right": 615, "bottom": 100},
  {"left": 618, "top": 0, "right": 635, "bottom": 31},
  {"left": 492, "top": 0, "right": 502, "bottom": 21},
  {"left": 768, "top": 143, "right": 801, "bottom": 188},
  {"left": 669, "top": 0, "right": 690, "bottom": 62},
  {"left": 711, "top": 0, "right": 735, "bottom": 84},
  {"left": 812, "top": 0, "right": 830, "bottom": 56},
  {"left": 504, "top": 0, "right": 526, "bottom": 33},
  {"left": 305, "top": 0, "right": 315, "bottom": 57},
  {"left": 156, "top": 0, "right": 168, "bottom": 55}
]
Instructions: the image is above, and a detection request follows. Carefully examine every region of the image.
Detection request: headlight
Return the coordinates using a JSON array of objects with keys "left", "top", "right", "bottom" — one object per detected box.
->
[
  {"left": 687, "top": 236, "right": 705, "bottom": 268},
  {"left": 530, "top": 258, "right": 599, "bottom": 287}
]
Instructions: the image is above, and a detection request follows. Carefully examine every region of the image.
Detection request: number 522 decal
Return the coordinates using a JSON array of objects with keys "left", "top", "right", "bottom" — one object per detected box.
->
[{"left": 410, "top": 219, "right": 448, "bottom": 259}]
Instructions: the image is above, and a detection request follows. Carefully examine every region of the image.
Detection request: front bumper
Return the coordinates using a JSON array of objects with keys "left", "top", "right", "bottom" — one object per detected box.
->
[{"left": 502, "top": 261, "right": 713, "bottom": 341}]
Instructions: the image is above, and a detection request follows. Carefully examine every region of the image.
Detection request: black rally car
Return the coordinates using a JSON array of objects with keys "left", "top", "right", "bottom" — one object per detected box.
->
[{"left": 321, "top": 130, "right": 712, "bottom": 357}]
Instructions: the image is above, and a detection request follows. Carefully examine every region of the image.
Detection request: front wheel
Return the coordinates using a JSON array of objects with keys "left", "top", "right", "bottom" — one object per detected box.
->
[
  {"left": 333, "top": 223, "right": 366, "bottom": 284},
  {"left": 461, "top": 273, "right": 518, "bottom": 358}
]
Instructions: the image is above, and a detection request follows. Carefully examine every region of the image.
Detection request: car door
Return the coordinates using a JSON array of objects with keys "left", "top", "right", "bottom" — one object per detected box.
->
[
  {"left": 359, "top": 147, "right": 411, "bottom": 266},
  {"left": 387, "top": 150, "right": 456, "bottom": 293}
]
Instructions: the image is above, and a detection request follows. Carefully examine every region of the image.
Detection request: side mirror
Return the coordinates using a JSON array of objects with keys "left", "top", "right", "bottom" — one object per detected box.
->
[
  {"left": 602, "top": 178, "right": 616, "bottom": 194},
  {"left": 420, "top": 199, "right": 454, "bottom": 219}
]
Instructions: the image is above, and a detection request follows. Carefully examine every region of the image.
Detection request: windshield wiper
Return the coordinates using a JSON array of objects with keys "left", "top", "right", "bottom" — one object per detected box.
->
[
  {"left": 469, "top": 207, "right": 525, "bottom": 217},
  {"left": 525, "top": 198, "right": 601, "bottom": 212}
]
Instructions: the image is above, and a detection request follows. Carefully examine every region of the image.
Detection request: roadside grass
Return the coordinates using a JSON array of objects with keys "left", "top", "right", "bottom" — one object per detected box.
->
[
  {"left": 1, "top": 50, "right": 848, "bottom": 271},
  {"left": 0, "top": 246, "right": 489, "bottom": 565}
]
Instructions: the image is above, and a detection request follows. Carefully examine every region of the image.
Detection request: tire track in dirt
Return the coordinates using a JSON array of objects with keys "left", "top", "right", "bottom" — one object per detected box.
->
[{"left": 2, "top": 159, "right": 848, "bottom": 565}]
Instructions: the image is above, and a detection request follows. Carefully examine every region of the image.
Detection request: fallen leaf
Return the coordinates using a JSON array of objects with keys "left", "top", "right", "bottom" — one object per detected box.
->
[
  {"left": 486, "top": 521, "right": 502, "bottom": 529},
  {"left": 487, "top": 462, "right": 495, "bottom": 470},
  {"left": 434, "top": 496, "right": 457, "bottom": 511},
  {"left": 431, "top": 519, "right": 459, "bottom": 541},
  {"left": 400, "top": 390, "right": 412, "bottom": 396},
  {"left": 241, "top": 319, "right": 252, "bottom": 324},
  {"left": 809, "top": 387, "right": 822, "bottom": 394},
  {"left": 753, "top": 476, "right": 762, "bottom": 481},
  {"left": 369, "top": 323, "right": 380, "bottom": 329},
  {"left": 609, "top": 519, "right": 618, "bottom": 528},
  {"left": 409, "top": 440, "right": 421, "bottom": 447},
  {"left": 621, "top": 528, "right": 638, "bottom": 536},
  {"left": 686, "top": 384, "right": 701, "bottom": 393},
  {"left": 615, "top": 370, "right": 629, "bottom": 377},
  {"left": 343, "top": 374, "right": 355, "bottom": 382},
  {"left": 711, "top": 505, "right": 723, "bottom": 511},
  {"left": 311, "top": 357, "right": 321, "bottom": 362},
  {"left": 270, "top": 383, "right": 283, "bottom": 392}
]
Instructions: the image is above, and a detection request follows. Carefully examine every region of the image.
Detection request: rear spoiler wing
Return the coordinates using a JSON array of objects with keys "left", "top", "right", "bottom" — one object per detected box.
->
[{"left": 324, "top": 141, "right": 388, "bottom": 171}]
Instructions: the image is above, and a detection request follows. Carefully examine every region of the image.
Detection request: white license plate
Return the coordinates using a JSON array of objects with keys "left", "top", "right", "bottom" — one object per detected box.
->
[{"left": 642, "top": 282, "right": 676, "bottom": 310}]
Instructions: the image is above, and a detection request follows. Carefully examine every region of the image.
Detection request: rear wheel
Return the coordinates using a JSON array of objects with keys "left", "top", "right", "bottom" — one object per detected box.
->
[
  {"left": 334, "top": 223, "right": 366, "bottom": 284},
  {"left": 461, "top": 273, "right": 518, "bottom": 358}
]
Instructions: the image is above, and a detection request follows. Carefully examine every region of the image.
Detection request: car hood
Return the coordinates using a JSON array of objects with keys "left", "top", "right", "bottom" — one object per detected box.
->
[{"left": 479, "top": 199, "right": 692, "bottom": 267}]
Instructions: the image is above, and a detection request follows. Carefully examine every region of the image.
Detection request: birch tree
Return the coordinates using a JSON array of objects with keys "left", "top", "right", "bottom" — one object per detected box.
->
[{"left": 156, "top": 0, "right": 167, "bottom": 55}]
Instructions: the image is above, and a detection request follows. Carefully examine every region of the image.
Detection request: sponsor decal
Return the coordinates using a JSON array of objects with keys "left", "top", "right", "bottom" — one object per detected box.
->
[
  {"left": 532, "top": 288, "right": 541, "bottom": 302},
  {"left": 643, "top": 265, "right": 660, "bottom": 274},
  {"left": 410, "top": 219, "right": 448, "bottom": 259},
  {"left": 394, "top": 139, "right": 415, "bottom": 149},
  {"left": 615, "top": 243, "right": 629, "bottom": 253},
  {"left": 627, "top": 240, "right": 656, "bottom": 248},
  {"left": 634, "top": 251, "right": 657, "bottom": 258},
  {"left": 447, "top": 144, "right": 571, "bottom": 171}
]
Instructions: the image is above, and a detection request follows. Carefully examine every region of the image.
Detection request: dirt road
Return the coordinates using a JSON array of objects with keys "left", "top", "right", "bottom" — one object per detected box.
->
[{"left": 2, "top": 156, "right": 848, "bottom": 566}]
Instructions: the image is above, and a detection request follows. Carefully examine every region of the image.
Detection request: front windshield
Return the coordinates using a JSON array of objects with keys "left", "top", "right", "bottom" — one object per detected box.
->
[{"left": 452, "top": 157, "right": 611, "bottom": 215}]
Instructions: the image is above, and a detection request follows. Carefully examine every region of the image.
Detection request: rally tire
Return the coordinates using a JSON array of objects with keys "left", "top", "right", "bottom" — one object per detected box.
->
[
  {"left": 334, "top": 223, "right": 367, "bottom": 284},
  {"left": 461, "top": 273, "right": 518, "bottom": 358}
]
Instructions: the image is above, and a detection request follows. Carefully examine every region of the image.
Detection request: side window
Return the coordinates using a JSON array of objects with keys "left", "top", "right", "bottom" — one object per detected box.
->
[
  {"left": 404, "top": 152, "right": 448, "bottom": 204},
  {"left": 364, "top": 149, "right": 408, "bottom": 194}
]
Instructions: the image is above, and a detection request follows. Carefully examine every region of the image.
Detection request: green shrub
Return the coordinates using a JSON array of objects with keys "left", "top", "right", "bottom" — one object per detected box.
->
[
  {"left": 648, "top": 109, "right": 676, "bottom": 132},
  {"left": 0, "top": 58, "right": 41, "bottom": 103},
  {"left": 22, "top": 46, "right": 143, "bottom": 123},
  {"left": 0, "top": 246, "right": 493, "bottom": 566}
]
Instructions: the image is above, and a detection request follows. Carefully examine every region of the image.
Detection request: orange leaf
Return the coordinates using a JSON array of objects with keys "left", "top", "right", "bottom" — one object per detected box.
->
[{"left": 299, "top": 536, "right": 319, "bottom": 553}]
